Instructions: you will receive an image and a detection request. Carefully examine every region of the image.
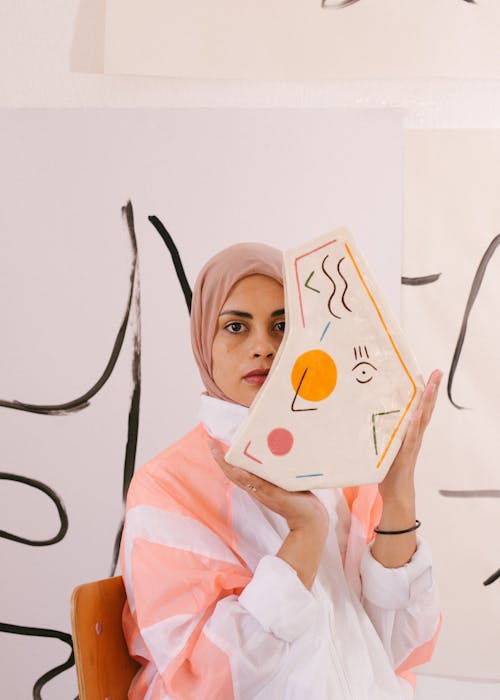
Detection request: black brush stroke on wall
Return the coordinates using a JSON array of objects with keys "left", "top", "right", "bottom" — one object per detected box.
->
[
  {"left": 447, "top": 233, "right": 500, "bottom": 409},
  {"left": 109, "top": 212, "right": 194, "bottom": 575},
  {"left": 0, "top": 473, "right": 68, "bottom": 545},
  {"left": 148, "top": 216, "right": 193, "bottom": 313},
  {"left": 109, "top": 201, "right": 142, "bottom": 576},
  {"left": 0, "top": 623, "right": 76, "bottom": 700},
  {"left": 0, "top": 200, "right": 142, "bottom": 698}
]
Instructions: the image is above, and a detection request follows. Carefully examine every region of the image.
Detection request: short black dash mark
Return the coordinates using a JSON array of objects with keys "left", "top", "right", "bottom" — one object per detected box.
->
[
  {"left": 401, "top": 274, "right": 442, "bottom": 286},
  {"left": 291, "top": 368, "right": 318, "bottom": 413},
  {"left": 483, "top": 569, "right": 500, "bottom": 587},
  {"left": 305, "top": 270, "right": 321, "bottom": 294},
  {"left": 337, "top": 257, "right": 351, "bottom": 312},
  {"left": 371, "top": 410, "right": 400, "bottom": 455},
  {"left": 321, "top": 255, "right": 340, "bottom": 320},
  {"left": 322, "top": 0, "right": 474, "bottom": 6},
  {"left": 296, "top": 473, "right": 324, "bottom": 478},
  {"left": 439, "top": 489, "right": 500, "bottom": 498},
  {"left": 0, "top": 622, "right": 76, "bottom": 700},
  {"left": 148, "top": 215, "right": 192, "bottom": 313},
  {"left": 0, "top": 473, "right": 68, "bottom": 546},
  {"left": 448, "top": 233, "right": 500, "bottom": 410}
]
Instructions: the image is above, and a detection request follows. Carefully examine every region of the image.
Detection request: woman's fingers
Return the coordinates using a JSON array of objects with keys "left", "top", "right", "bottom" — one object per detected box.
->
[
  {"left": 208, "top": 439, "right": 275, "bottom": 496},
  {"left": 418, "top": 369, "right": 443, "bottom": 432}
]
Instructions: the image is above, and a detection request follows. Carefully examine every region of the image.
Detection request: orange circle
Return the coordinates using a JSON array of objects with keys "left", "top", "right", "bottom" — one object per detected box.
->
[{"left": 291, "top": 349, "right": 337, "bottom": 402}]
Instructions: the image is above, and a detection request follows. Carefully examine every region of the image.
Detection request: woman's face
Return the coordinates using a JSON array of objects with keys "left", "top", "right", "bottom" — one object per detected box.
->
[{"left": 211, "top": 274, "right": 285, "bottom": 407}]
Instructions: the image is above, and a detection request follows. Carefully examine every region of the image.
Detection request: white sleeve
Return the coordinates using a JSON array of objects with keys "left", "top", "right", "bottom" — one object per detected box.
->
[{"left": 359, "top": 536, "right": 441, "bottom": 668}]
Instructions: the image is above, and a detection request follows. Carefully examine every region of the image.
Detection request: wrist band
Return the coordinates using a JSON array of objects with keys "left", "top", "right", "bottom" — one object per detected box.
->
[{"left": 373, "top": 519, "right": 421, "bottom": 535}]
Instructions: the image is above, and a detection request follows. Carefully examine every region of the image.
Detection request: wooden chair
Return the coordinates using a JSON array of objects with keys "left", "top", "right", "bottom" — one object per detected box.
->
[{"left": 71, "top": 576, "right": 141, "bottom": 700}]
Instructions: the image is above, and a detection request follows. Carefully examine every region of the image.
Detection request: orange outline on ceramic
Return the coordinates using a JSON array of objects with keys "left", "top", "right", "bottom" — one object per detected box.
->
[{"left": 344, "top": 242, "right": 417, "bottom": 468}]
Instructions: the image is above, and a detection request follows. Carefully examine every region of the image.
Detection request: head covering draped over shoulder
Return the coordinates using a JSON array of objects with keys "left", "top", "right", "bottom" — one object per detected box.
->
[{"left": 190, "top": 242, "right": 283, "bottom": 402}]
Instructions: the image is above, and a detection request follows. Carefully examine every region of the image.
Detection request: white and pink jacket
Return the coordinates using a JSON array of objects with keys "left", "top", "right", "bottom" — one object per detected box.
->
[{"left": 121, "top": 395, "right": 441, "bottom": 700}]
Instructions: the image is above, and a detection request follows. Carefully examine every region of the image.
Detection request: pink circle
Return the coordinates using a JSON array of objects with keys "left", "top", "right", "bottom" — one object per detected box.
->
[{"left": 267, "top": 428, "right": 294, "bottom": 456}]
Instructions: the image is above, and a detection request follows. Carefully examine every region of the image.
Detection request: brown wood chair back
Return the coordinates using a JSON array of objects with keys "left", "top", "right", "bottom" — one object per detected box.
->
[{"left": 70, "top": 576, "right": 141, "bottom": 700}]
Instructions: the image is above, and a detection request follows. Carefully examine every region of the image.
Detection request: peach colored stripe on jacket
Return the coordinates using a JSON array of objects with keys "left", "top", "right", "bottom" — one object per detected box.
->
[
  {"left": 343, "top": 484, "right": 383, "bottom": 542},
  {"left": 130, "top": 539, "right": 251, "bottom": 629},
  {"left": 395, "top": 614, "right": 443, "bottom": 688}
]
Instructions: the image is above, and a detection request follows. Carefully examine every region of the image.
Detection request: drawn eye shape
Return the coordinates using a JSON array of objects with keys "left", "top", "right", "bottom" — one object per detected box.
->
[{"left": 352, "top": 361, "right": 377, "bottom": 384}]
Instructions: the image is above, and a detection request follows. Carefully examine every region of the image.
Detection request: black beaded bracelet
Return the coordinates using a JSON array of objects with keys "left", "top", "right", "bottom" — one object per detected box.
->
[{"left": 373, "top": 519, "right": 421, "bottom": 535}]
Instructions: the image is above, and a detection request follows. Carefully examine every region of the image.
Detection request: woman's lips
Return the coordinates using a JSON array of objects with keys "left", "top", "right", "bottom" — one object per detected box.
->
[{"left": 243, "top": 370, "right": 269, "bottom": 385}]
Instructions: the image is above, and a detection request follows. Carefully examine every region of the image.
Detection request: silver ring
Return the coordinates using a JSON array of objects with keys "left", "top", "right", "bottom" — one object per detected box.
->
[{"left": 246, "top": 483, "right": 257, "bottom": 492}]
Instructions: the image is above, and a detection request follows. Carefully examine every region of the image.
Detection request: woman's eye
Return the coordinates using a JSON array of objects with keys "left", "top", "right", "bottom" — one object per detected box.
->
[
  {"left": 225, "top": 322, "right": 244, "bottom": 333},
  {"left": 274, "top": 320, "right": 286, "bottom": 332}
]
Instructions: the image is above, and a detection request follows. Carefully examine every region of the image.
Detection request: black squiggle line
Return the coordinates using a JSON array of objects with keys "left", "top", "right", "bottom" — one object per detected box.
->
[
  {"left": 0, "top": 623, "right": 76, "bottom": 700},
  {"left": 321, "top": 255, "right": 341, "bottom": 320},
  {"left": 448, "top": 233, "right": 500, "bottom": 410},
  {"left": 401, "top": 274, "right": 441, "bottom": 286},
  {"left": 110, "top": 201, "right": 142, "bottom": 576},
  {"left": 0, "top": 212, "right": 139, "bottom": 416},
  {"left": 148, "top": 216, "right": 192, "bottom": 313},
  {"left": 0, "top": 473, "right": 68, "bottom": 546},
  {"left": 337, "top": 257, "right": 351, "bottom": 312}
]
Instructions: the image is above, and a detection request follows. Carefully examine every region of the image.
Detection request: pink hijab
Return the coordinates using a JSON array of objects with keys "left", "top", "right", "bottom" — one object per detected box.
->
[{"left": 190, "top": 242, "right": 283, "bottom": 402}]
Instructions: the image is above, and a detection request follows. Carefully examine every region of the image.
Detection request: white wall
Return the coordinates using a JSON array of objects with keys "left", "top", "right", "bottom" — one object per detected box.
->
[{"left": 1, "top": 2, "right": 499, "bottom": 698}]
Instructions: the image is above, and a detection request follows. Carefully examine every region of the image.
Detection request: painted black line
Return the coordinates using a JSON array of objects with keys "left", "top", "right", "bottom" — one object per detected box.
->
[
  {"left": 0, "top": 206, "right": 139, "bottom": 416},
  {"left": 0, "top": 473, "right": 68, "bottom": 546},
  {"left": 321, "top": 255, "right": 340, "bottom": 320},
  {"left": 439, "top": 489, "right": 500, "bottom": 498},
  {"left": 401, "top": 274, "right": 441, "bottom": 286},
  {"left": 447, "top": 233, "right": 500, "bottom": 410},
  {"left": 337, "top": 257, "right": 351, "bottom": 312},
  {"left": 110, "top": 201, "right": 142, "bottom": 576},
  {"left": 148, "top": 215, "right": 192, "bottom": 313},
  {"left": 484, "top": 569, "right": 500, "bottom": 586},
  {"left": 291, "top": 368, "right": 318, "bottom": 413},
  {"left": 0, "top": 622, "right": 76, "bottom": 700}
]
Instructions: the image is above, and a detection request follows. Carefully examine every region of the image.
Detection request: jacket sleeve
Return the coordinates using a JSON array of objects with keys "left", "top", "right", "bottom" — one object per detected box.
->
[
  {"left": 121, "top": 502, "right": 319, "bottom": 700},
  {"left": 359, "top": 536, "right": 441, "bottom": 682}
]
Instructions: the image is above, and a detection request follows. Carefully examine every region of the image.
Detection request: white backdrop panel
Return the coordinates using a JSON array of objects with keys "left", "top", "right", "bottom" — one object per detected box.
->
[
  {"left": 404, "top": 129, "right": 500, "bottom": 681},
  {"left": 104, "top": 0, "right": 500, "bottom": 80},
  {"left": 0, "top": 108, "right": 402, "bottom": 700}
]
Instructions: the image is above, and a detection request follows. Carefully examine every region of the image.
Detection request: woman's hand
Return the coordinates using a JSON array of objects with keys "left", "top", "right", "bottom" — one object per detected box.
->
[
  {"left": 209, "top": 439, "right": 329, "bottom": 589},
  {"left": 209, "top": 439, "right": 328, "bottom": 532},
  {"left": 379, "top": 368, "right": 443, "bottom": 506},
  {"left": 372, "top": 368, "right": 443, "bottom": 568}
]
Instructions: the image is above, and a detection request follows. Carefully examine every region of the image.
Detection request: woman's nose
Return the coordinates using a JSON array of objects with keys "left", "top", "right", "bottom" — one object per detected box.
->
[{"left": 250, "top": 331, "right": 277, "bottom": 358}]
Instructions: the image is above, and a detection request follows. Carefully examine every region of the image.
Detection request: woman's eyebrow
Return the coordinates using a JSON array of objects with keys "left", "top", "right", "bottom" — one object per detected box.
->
[
  {"left": 219, "top": 308, "right": 285, "bottom": 319},
  {"left": 219, "top": 310, "right": 252, "bottom": 318}
]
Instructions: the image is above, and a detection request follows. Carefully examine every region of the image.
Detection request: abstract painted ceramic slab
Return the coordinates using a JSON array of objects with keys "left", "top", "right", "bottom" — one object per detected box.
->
[{"left": 226, "top": 228, "right": 424, "bottom": 490}]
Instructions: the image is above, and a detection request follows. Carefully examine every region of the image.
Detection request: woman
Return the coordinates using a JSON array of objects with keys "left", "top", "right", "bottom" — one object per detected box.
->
[{"left": 120, "top": 242, "right": 442, "bottom": 700}]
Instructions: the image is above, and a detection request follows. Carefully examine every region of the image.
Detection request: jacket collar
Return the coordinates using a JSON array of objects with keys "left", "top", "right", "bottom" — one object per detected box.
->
[{"left": 198, "top": 393, "right": 249, "bottom": 446}]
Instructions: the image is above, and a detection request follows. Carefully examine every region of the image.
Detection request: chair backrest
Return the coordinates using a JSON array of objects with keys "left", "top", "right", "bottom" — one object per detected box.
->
[{"left": 71, "top": 576, "right": 141, "bottom": 700}]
